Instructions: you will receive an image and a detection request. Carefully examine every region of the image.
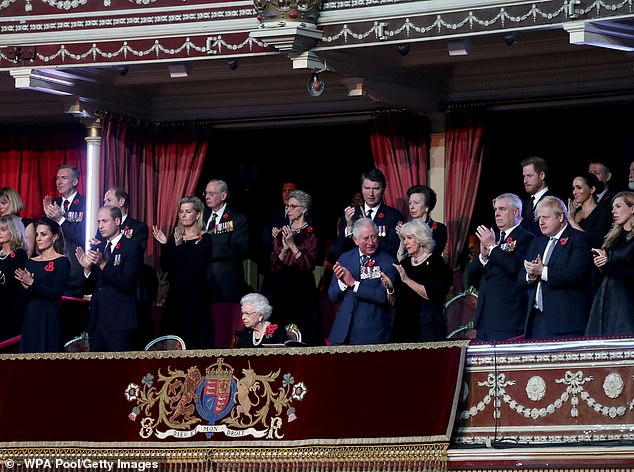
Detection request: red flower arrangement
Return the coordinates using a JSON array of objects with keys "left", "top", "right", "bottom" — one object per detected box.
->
[
  {"left": 559, "top": 237, "right": 568, "bottom": 246},
  {"left": 431, "top": 222, "right": 438, "bottom": 231},
  {"left": 265, "top": 323, "right": 278, "bottom": 335},
  {"left": 9, "top": 251, "right": 15, "bottom": 258},
  {"left": 73, "top": 199, "right": 80, "bottom": 205},
  {"left": 222, "top": 213, "right": 229, "bottom": 219},
  {"left": 307, "top": 226, "right": 313, "bottom": 233},
  {"left": 378, "top": 213, "right": 384, "bottom": 219},
  {"left": 115, "top": 243, "right": 121, "bottom": 250},
  {"left": 506, "top": 237, "right": 513, "bottom": 243},
  {"left": 44, "top": 261, "right": 55, "bottom": 272}
]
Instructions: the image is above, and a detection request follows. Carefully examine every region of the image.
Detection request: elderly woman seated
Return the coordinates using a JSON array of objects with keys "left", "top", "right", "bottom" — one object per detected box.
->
[{"left": 236, "top": 293, "right": 288, "bottom": 348}]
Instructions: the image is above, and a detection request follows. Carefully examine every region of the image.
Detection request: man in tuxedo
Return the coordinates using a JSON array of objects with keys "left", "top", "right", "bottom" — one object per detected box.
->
[
  {"left": 327, "top": 168, "right": 404, "bottom": 264},
  {"left": 519, "top": 156, "right": 557, "bottom": 237},
  {"left": 519, "top": 196, "right": 593, "bottom": 339},
  {"left": 43, "top": 164, "right": 86, "bottom": 297},
  {"left": 203, "top": 178, "right": 250, "bottom": 303},
  {"left": 76, "top": 206, "right": 144, "bottom": 351},
  {"left": 328, "top": 218, "right": 398, "bottom": 345},
  {"left": 589, "top": 159, "right": 617, "bottom": 206},
  {"left": 95, "top": 187, "right": 149, "bottom": 252},
  {"left": 468, "top": 193, "right": 534, "bottom": 341}
]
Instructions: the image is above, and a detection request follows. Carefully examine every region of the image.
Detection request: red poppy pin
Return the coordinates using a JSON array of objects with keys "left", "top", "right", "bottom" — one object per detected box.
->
[
  {"left": 378, "top": 213, "right": 384, "bottom": 219},
  {"left": 124, "top": 226, "right": 130, "bottom": 231},
  {"left": 559, "top": 237, "right": 568, "bottom": 246},
  {"left": 73, "top": 199, "right": 79, "bottom": 205},
  {"left": 431, "top": 222, "right": 438, "bottom": 231},
  {"left": 265, "top": 323, "right": 278, "bottom": 335},
  {"left": 222, "top": 213, "right": 229, "bottom": 219},
  {"left": 115, "top": 243, "right": 121, "bottom": 250},
  {"left": 367, "top": 259, "right": 375, "bottom": 267},
  {"left": 195, "top": 234, "right": 203, "bottom": 244},
  {"left": 44, "top": 261, "right": 55, "bottom": 272},
  {"left": 307, "top": 226, "right": 313, "bottom": 233},
  {"left": 9, "top": 251, "right": 15, "bottom": 258},
  {"left": 506, "top": 237, "right": 513, "bottom": 243}
]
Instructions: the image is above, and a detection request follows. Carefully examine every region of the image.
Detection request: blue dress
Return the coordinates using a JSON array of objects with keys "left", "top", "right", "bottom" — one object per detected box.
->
[{"left": 20, "top": 256, "right": 70, "bottom": 353}]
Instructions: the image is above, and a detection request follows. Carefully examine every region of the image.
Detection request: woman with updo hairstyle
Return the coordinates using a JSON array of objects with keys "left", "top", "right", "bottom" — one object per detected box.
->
[
  {"left": 15, "top": 218, "right": 70, "bottom": 352},
  {"left": 0, "top": 214, "right": 28, "bottom": 341},
  {"left": 267, "top": 189, "right": 322, "bottom": 345},
  {"left": 586, "top": 191, "right": 634, "bottom": 336},
  {"left": 236, "top": 292, "right": 287, "bottom": 348},
  {"left": 567, "top": 172, "right": 613, "bottom": 248},
  {"left": 388, "top": 218, "right": 448, "bottom": 343}
]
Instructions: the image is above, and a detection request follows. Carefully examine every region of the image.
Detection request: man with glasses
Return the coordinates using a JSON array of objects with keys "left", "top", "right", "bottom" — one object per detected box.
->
[
  {"left": 203, "top": 179, "right": 251, "bottom": 347},
  {"left": 327, "top": 217, "right": 398, "bottom": 345}
]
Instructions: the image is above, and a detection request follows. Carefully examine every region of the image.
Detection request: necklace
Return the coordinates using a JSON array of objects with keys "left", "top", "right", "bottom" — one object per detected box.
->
[
  {"left": 252, "top": 321, "right": 269, "bottom": 346},
  {"left": 412, "top": 252, "right": 430, "bottom": 265},
  {"left": 291, "top": 222, "right": 308, "bottom": 233}
]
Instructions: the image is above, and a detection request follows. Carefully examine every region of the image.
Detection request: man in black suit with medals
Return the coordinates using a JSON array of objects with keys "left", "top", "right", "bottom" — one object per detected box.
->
[
  {"left": 467, "top": 193, "right": 534, "bottom": 341},
  {"left": 43, "top": 164, "right": 87, "bottom": 298},
  {"left": 327, "top": 168, "right": 404, "bottom": 265},
  {"left": 76, "top": 205, "right": 144, "bottom": 351}
]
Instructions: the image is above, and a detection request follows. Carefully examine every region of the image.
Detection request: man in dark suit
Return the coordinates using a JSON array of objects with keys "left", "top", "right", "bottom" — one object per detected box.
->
[
  {"left": 519, "top": 156, "right": 557, "bottom": 237},
  {"left": 468, "top": 193, "right": 534, "bottom": 341},
  {"left": 328, "top": 218, "right": 398, "bottom": 345},
  {"left": 76, "top": 205, "right": 144, "bottom": 351},
  {"left": 589, "top": 159, "right": 617, "bottom": 207},
  {"left": 43, "top": 164, "right": 87, "bottom": 298},
  {"left": 327, "top": 168, "right": 404, "bottom": 264},
  {"left": 519, "top": 196, "right": 593, "bottom": 339},
  {"left": 203, "top": 178, "right": 250, "bottom": 303},
  {"left": 99, "top": 187, "right": 148, "bottom": 252}
]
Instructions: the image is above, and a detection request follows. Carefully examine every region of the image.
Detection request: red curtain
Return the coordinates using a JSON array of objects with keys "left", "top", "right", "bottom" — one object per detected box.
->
[
  {"left": 0, "top": 126, "right": 86, "bottom": 221},
  {"left": 100, "top": 116, "right": 209, "bottom": 261},
  {"left": 369, "top": 114, "right": 429, "bottom": 216},
  {"left": 444, "top": 112, "right": 484, "bottom": 293}
]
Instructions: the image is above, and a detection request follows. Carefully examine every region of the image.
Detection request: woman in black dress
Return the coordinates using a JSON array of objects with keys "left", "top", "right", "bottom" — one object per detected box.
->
[
  {"left": 152, "top": 196, "right": 213, "bottom": 349},
  {"left": 236, "top": 292, "right": 287, "bottom": 348},
  {"left": 585, "top": 191, "right": 634, "bottom": 336},
  {"left": 566, "top": 173, "right": 613, "bottom": 248},
  {"left": 0, "top": 214, "right": 28, "bottom": 341},
  {"left": 390, "top": 218, "right": 448, "bottom": 342},
  {"left": 15, "top": 218, "right": 70, "bottom": 352},
  {"left": 0, "top": 187, "right": 35, "bottom": 257}
]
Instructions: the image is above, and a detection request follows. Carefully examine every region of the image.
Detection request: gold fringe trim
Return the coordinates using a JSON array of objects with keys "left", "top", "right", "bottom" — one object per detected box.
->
[{"left": 0, "top": 443, "right": 447, "bottom": 471}]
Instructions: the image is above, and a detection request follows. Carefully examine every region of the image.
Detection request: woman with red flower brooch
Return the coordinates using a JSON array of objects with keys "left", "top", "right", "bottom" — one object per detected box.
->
[
  {"left": 236, "top": 293, "right": 288, "bottom": 348},
  {"left": 15, "top": 218, "right": 69, "bottom": 352},
  {"left": 152, "top": 196, "right": 213, "bottom": 349},
  {"left": 267, "top": 190, "right": 322, "bottom": 345},
  {"left": 0, "top": 214, "right": 29, "bottom": 341}
]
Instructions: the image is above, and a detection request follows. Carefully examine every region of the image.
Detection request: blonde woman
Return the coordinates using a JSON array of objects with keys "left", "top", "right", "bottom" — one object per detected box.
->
[
  {"left": 152, "top": 196, "right": 213, "bottom": 348},
  {"left": 0, "top": 187, "right": 35, "bottom": 257},
  {"left": 0, "top": 215, "right": 28, "bottom": 341},
  {"left": 586, "top": 191, "right": 634, "bottom": 336}
]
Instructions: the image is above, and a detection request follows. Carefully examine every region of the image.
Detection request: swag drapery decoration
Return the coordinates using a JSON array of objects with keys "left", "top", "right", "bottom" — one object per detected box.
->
[
  {"left": 99, "top": 113, "right": 209, "bottom": 260},
  {"left": 369, "top": 112, "right": 430, "bottom": 218},
  {"left": 0, "top": 342, "right": 467, "bottom": 471}
]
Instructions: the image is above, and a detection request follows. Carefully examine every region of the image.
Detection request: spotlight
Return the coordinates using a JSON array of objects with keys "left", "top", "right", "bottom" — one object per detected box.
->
[
  {"left": 396, "top": 44, "right": 410, "bottom": 56},
  {"left": 504, "top": 33, "right": 518, "bottom": 46},
  {"left": 447, "top": 39, "right": 471, "bottom": 56},
  {"left": 307, "top": 72, "right": 324, "bottom": 97},
  {"left": 227, "top": 59, "right": 238, "bottom": 70}
]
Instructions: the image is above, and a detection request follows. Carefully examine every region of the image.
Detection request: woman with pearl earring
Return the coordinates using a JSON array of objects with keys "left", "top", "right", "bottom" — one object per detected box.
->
[
  {"left": 388, "top": 218, "right": 448, "bottom": 343},
  {"left": 152, "top": 196, "right": 213, "bottom": 349},
  {"left": 236, "top": 292, "right": 287, "bottom": 348}
]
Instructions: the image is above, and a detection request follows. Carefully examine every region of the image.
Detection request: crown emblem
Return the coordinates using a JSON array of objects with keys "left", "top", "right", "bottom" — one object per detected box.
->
[{"left": 254, "top": 0, "right": 323, "bottom": 26}]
